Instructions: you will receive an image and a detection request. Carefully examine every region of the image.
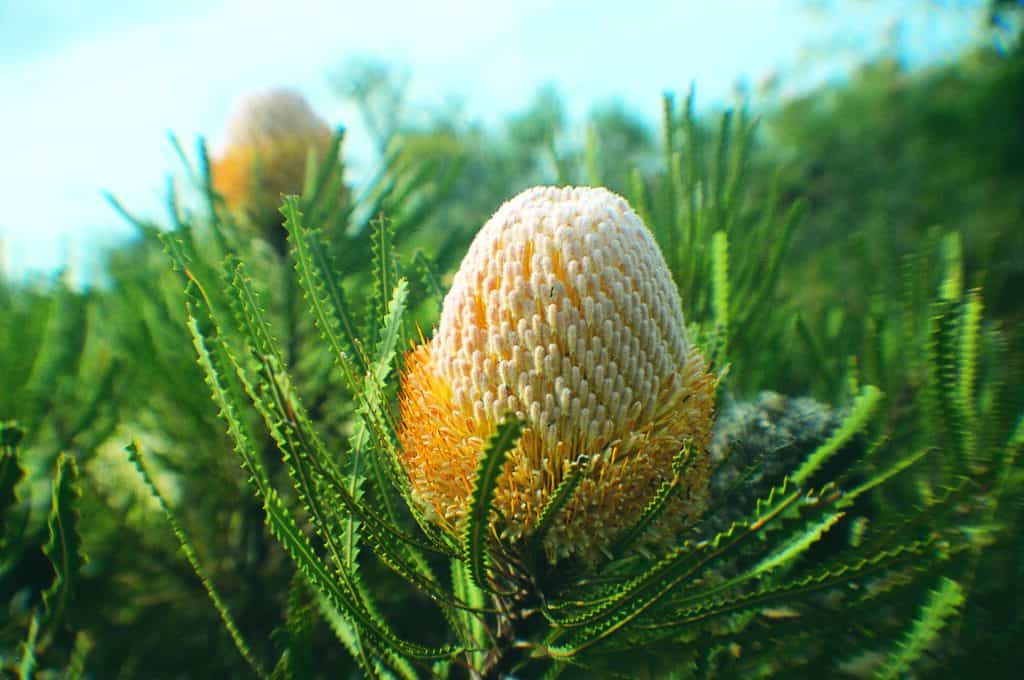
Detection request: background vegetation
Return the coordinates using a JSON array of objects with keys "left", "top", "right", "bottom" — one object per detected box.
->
[{"left": 2, "top": 6, "right": 1022, "bottom": 678}]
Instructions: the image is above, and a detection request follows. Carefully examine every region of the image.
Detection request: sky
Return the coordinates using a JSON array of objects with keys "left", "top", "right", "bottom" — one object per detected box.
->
[{"left": 0, "top": 0, "right": 991, "bottom": 283}]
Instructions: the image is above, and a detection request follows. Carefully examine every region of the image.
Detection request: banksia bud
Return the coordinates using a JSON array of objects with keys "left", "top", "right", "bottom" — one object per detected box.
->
[
  {"left": 212, "top": 89, "right": 334, "bottom": 251},
  {"left": 398, "top": 186, "right": 717, "bottom": 563}
]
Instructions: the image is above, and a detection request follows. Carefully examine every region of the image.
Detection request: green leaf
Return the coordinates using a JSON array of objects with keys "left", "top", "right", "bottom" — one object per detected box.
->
[
  {"left": 371, "top": 277, "right": 408, "bottom": 387},
  {"left": 64, "top": 632, "right": 93, "bottom": 680},
  {"left": 710, "top": 230, "right": 730, "bottom": 366},
  {"left": 543, "top": 480, "right": 871, "bottom": 656},
  {"left": 413, "top": 250, "right": 446, "bottom": 306},
  {"left": 156, "top": 230, "right": 195, "bottom": 272},
  {"left": 284, "top": 200, "right": 445, "bottom": 549},
  {"left": 638, "top": 538, "right": 939, "bottom": 638},
  {"left": 313, "top": 589, "right": 389, "bottom": 680},
  {"left": 451, "top": 558, "right": 489, "bottom": 671},
  {"left": 1, "top": 421, "right": 26, "bottom": 539},
  {"left": 938, "top": 232, "right": 962, "bottom": 301},
  {"left": 368, "top": 215, "right": 398, "bottom": 350},
  {"left": 300, "top": 127, "right": 346, "bottom": 216},
  {"left": 225, "top": 256, "right": 284, "bottom": 365},
  {"left": 956, "top": 290, "right": 982, "bottom": 466},
  {"left": 282, "top": 196, "right": 368, "bottom": 383},
  {"left": 846, "top": 447, "right": 930, "bottom": 502},
  {"left": 278, "top": 577, "right": 315, "bottom": 680},
  {"left": 463, "top": 418, "right": 523, "bottom": 592},
  {"left": 527, "top": 458, "right": 586, "bottom": 560},
  {"left": 876, "top": 577, "right": 964, "bottom": 680},
  {"left": 794, "top": 312, "right": 838, "bottom": 394},
  {"left": 926, "top": 296, "right": 964, "bottom": 477},
  {"left": 127, "top": 441, "right": 270, "bottom": 680},
  {"left": 342, "top": 425, "right": 369, "bottom": 570},
  {"left": 315, "top": 477, "right": 461, "bottom": 610},
  {"left": 18, "top": 610, "right": 40, "bottom": 680},
  {"left": 41, "top": 454, "right": 85, "bottom": 631},
  {"left": 628, "top": 167, "right": 653, "bottom": 228},
  {"left": 185, "top": 289, "right": 271, "bottom": 496},
  {"left": 1008, "top": 410, "right": 1024, "bottom": 449},
  {"left": 749, "top": 511, "right": 845, "bottom": 578},
  {"left": 610, "top": 447, "right": 693, "bottom": 557},
  {"left": 24, "top": 282, "right": 87, "bottom": 434},
  {"left": 545, "top": 485, "right": 803, "bottom": 634},
  {"left": 791, "top": 385, "right": 882, "bottom": 486},
  {"left": 197, "top": 256, "right": 447, "bottom": 571},
  {"left": 659, "top": 94, "right": 680, "bottom": 274},
  {"left": 263, "top": 489, "right": 456, "bottom": 662}
]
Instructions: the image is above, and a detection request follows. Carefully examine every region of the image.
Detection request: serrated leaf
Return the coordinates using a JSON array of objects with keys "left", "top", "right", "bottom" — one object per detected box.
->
[
  {"left": 846, "top": 447, "right": 930, "bottom": 502},
  {"left": 413, "top": 250, "right": 446, "bottom": 305},
  {"left": 370, "top": 277, "right": 408, "bottom": 387},
  {"left": 926, "top": 297, "right": 963, "bottom": 478},
  {"left": 313, "top": 589, "right": 388, "bottom": 680},
  {"left": 710, "top": 230, "right": 730, "bottom": 365},
  {"left": 451, "top": 558, "right": 489, "bottom": 671},
  {"left": 64, "top": 631, "right": 93, "bottom": 680},
  {"left": 792, "top": 385, "right": 882, "bottom": 486},
  {"left": 367, "top": 216, "right": 397, "bottom": 350},
  {"left": 543, "top": 483, "right": 850, "bottom": 654},
  {"left": 226, "top": 257, "right": 284, "bottom": 365},
  {"left": 127, "top": 441, "right": 269, "bottom": 679},
  {"left": 749, "top": 511, "right": 845, "bottom": 578},
  {"left": 263, "top": 488, "right": 455, "bottom": 662},
  {"left": 156, "top": 230, "right": 195, "bottom": 272},
  {"left": 185, "top": 290, "right": 271, "bottom": 496},
  {"left": 18, "top": 610, "right": 40, "bottom": 679},
  {"left": 610, "top": 447, "right": 693, "bottom": 558},
  {"left": 545, "top": 485, "right": 802, "bottom": 632},
  {"left": 41, "top": 453, "right": 85, "bottom": 631},
  {"left": 638, "top": 538, "right": 938, "bottom": 638},
  {"left": 282, "top": 200, "right": 446, "bottom": 551},
  {"left": 278, "top": 576, "right": 315, "bottom": 680},
  {"left": 300, "top": 127, "right": 346, "bottom": 215},
  {"left": 527, "top": 459, "right": 586, "bottom": 560},
  {"left": 463, "top": 418, "right": 523, "bottom": 593},
  {"left": 193, "top": 259, "right": 446, "bottom": 573},
  {"left": 876, "top": 577, "right": 964, "bottom": 680},
  {"left": 282, "top": 196, "right": 368, "bottom": 383},
  {"left": 956, "top": 290, "right": 982, "bottom": 466},
  {"left": 938, "top": 232, "right": 962, "bottom": 301},
  {"left": 1, "top": 421, "right": 26, "bottom": 539}
]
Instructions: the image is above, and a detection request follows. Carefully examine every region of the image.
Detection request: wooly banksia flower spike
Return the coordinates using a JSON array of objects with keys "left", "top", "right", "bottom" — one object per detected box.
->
[
  {"left": 212, "top": 89, "right": 334, "bottom": 246},
  {"left": 399, "top": 186, "right": 718, "bottom": 564}
]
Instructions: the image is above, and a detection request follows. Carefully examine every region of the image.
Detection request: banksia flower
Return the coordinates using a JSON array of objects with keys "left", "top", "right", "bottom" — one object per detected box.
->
[
  {"left": 398, "top": 186, "right": 717, "bottom": 563},
  {"left": 212, "top": 89, "right": 335, "bottom": 251}
]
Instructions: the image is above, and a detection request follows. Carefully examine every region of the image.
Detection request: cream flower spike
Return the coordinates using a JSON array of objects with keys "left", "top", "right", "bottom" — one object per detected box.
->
[
  {"left": 211, "top": 89, "right": 333, "bottom": 239},
  {"left": 398, "top": 186, "right": 717, "bottom": 563}
]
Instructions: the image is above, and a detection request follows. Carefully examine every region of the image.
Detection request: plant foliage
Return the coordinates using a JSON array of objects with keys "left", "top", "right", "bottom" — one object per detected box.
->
[{"left": 2, "top": 31, "right": 1022, "bottom": 677}]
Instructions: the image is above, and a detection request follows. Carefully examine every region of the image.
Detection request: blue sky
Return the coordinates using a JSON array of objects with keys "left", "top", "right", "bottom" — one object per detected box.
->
[{"left": 0, "top": 1, "right": 988, "bottom": 282}]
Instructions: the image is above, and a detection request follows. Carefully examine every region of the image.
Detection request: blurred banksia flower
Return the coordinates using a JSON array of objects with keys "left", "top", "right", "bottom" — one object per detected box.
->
[
  {"left": 398, "top": 186, "right": 718, "bottom": 563},
  {"left": 212, "top": 89, "right": 335, "bottom": 251}
]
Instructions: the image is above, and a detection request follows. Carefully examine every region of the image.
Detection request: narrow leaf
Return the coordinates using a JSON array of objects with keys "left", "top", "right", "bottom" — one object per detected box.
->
[
  {"left": 1, "top": 422, "right": 26, "bottom": 534},
  {"left": 41, "top": 453, "right": 85, "bottom": 631},
  {"left": 463, "top": 418, "right": 523, "bottom": 592},
  {"left": 127, "top": 442, "right": 270, "bottom": 680},
  {"left": 750, "top": 511, "right": 845, "bottom": 577},
  {"left": 711, "top": 230, "right": 730, "bottom": 365},
  {"left": 876, "top": 577, "right": 964, "bottom": 680},
  {"left": 264, "top": 489, "right": 456, "bottom": 661},
  {"left": 610, "top": 447, "right": 693, "bottom": 557},
  {"left": 792, "top": 385, "right": 882, "bottom": 486},
  {"left": 527, "top": 460, "right": 586, "bottom": 559}
]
